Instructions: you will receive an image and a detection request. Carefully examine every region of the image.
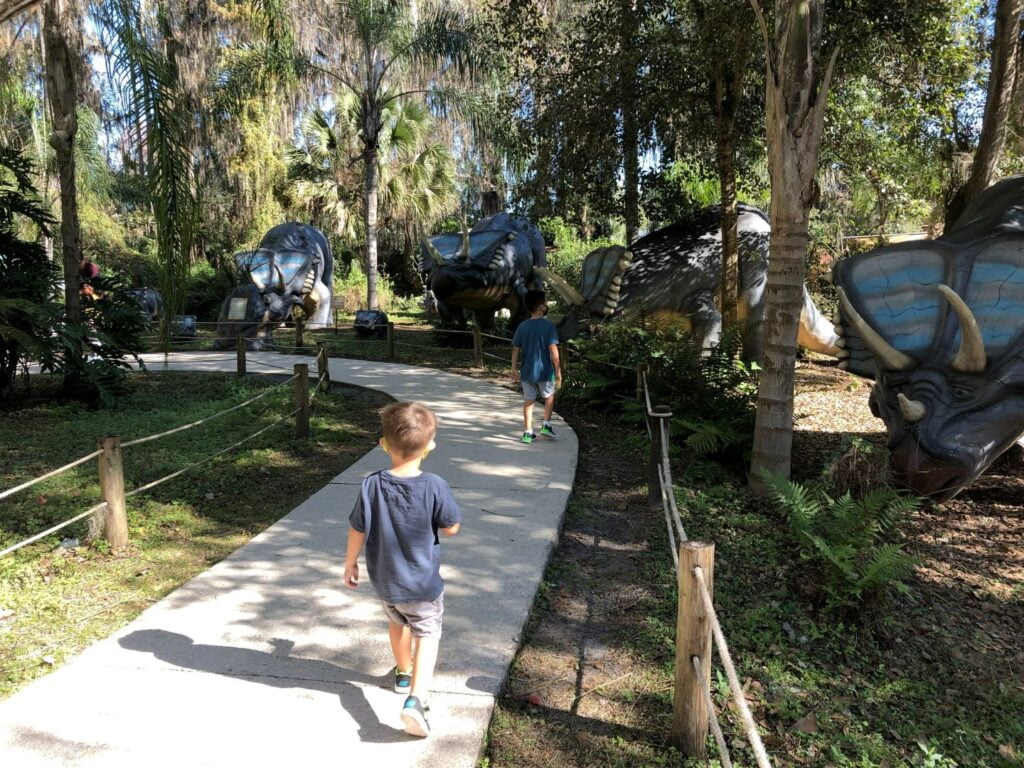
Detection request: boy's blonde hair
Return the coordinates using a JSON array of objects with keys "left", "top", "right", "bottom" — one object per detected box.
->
[{"left": 381, "top": 401, "right": 438, "bottom": 457}]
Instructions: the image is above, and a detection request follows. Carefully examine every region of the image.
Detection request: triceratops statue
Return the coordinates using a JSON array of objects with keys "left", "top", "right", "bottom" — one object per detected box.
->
[
  {"left": 833, "top": 175, "right": 1024, "bottom": 500},
  {"left": 213, "top": 222, "right": 333, "bottom": 351},
  {"left": 421, "top": 212, "right": 547, "bottom": 329},
  {"left": 539, "top": 204, "right": 839, "bottom": 359}
]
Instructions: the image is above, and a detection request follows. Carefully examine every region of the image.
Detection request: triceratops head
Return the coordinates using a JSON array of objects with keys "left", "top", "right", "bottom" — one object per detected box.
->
[{"left": 834, "top": 176, "right": 1024, "bottom": 500}]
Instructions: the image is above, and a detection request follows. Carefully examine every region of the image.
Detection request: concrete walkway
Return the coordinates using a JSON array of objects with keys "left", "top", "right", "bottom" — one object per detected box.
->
[{"left": 0, "top": 352, "right": 577, "bottom": 768}]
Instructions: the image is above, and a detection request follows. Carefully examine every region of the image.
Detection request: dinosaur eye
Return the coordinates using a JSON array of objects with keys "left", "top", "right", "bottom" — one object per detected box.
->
[{"left": 951, "top": 386, "right": 972, "bottom": 400}]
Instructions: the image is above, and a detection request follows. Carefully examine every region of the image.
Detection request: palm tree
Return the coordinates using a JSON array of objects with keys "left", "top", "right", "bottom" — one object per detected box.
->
[
  {"left": 224, "top": 0, "right": 485, "bottom": 310},
  {"left": 287, "top": 92, "right": 457, "bottom": 263}
]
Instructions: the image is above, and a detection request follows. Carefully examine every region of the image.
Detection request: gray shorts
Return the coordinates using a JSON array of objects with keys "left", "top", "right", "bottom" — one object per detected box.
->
[
  {"left": 382, "top": 592, "right": 444, "bottom": 638},
  {"left": 522, "top": 379, "right": 556, "bottom": 401}
]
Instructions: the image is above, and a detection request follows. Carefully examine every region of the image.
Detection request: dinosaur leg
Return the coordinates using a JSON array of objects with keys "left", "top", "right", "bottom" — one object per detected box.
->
[
  {"left": 305, "top": 280, "right": 332, "bottom": 329},
  {"left": 690, "top": 292, "right": 722, "bottom": 351}
]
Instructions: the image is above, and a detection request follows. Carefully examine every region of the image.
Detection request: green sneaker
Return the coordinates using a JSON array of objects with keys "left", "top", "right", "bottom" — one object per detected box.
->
[
  {"left": 521, "top": 432, "right": 535, "bottom": 444},
  {"left": 392, "top": 666, "right": 412, "bottom": 694},
  {"left": 539, "top": 424, "right": 557, "bottom": 439}
]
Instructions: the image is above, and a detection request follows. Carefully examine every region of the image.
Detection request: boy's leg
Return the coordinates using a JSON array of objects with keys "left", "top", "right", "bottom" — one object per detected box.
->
[
  {"left": 522, "top": 399, "right": 534, "bottom": 434},
  {"left": 542, "top": 393, "right": 555, "bottom": 422},
  {"left": 389, "top": 620, "right": 413, "bottom": 673},
  {"left": 410, "top": 636, "right": 440, "bottom": 699}
]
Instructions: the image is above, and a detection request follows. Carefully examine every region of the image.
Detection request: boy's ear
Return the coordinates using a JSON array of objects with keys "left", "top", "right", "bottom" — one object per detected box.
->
[
  {"left": 379, "top": 437, "right": 388, "bottom": 452},
  {"left": 424, "top": 439, "right": 436, "bottom": 454}
]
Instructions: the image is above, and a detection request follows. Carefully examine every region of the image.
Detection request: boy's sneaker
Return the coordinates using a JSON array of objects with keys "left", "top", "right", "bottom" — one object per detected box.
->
[
  {"left": 392, "top": 666, "right": 412, "bottom": 694},
  {"left": 539, "top": 424, "right": 557, "bottom": 439},
  {"left": 401, "top": 695, "right": 431, "bottom": 737},
  {"left": 521, "top": 432, "right": 535, "bottom": 444}
]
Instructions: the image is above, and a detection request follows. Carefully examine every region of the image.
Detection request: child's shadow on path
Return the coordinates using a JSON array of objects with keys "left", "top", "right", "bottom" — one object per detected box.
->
[{"left": 119, "top": 629, "right": 409, "bottom": 743}]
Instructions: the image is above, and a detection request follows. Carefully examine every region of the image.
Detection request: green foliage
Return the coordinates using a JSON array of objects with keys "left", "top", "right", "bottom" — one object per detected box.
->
[
  {"left": 39, "top": 273, "right": 149, "bottom": 407},
  {"left": 184, "top": 261, "right": 238, "bottom": 321},
  {"left": 0, "top": 144, "right": 60, "bottom": 401},
  {"left": 538, "top": 216, "right": 616, "bottom": 297},
  {"left": 565, "top": 322, "right": 757, "bottom": 464},
  {"left": 761, "top": 471, "right": 920, "bottom": 614},
  {"left": 331, "top": 262, "right": 395, "bottom": 313}
]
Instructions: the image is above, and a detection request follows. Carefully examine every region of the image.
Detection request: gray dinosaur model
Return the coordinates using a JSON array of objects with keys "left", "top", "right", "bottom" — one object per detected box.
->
[
  {"left": 833, "top": 175, "right": 1024, "bottom": 500},
  {"left": 420, "top": 212, "right": 546, "bottom": 328},
  {"left": 540, "top": 204, "right": 839, "bottom": 358},
  {"left": 213, "top": 223, "right": 333, "bottom": 351}
]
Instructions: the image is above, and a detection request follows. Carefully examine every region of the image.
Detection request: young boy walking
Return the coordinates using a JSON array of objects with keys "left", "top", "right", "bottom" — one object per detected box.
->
[
  {"left": 343, "top": 401, "right": 461, "bottom": 737},
  {"left": 511, "top": 290, "right": 562, "bottom": 444}
]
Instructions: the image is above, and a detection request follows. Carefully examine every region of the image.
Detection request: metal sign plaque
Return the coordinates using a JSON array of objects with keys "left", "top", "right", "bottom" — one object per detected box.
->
[{"left": 228, "top": 298, "right": 248, "bottom": 321}]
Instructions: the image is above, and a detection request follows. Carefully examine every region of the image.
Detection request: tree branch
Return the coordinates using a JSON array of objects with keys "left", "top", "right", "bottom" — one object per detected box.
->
[
  {"left": 0, "top": 0, "right": 41, "bottom": 26},
  {"left": 746, "top": 0, "right": 775, "bottom": 83}
]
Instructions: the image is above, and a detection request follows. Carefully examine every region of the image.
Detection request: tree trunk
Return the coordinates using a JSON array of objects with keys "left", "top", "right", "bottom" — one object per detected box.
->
[
  {"left": 42, "top": 0, "right": 82, "bottom": 325},
  {"left": 747, "top": 0, "right": 837, "bottom": 495},
  {"left": 965, "top": 0, "right": 1022, "bottom": 203},
  {"left": 714, "top": 63, "right": 741, "bottom": 327},
  {"left": 620, "top": 0, "right": 640, "bottom": 245},
  {"left": 946, "top": 0, "right": 1023, "bottom": 228},
  {"left": 364, "top": 144, "right": 380, "bottom": 311}
]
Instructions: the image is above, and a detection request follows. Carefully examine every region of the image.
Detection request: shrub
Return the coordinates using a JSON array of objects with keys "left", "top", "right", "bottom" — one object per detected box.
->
[
  {"left": 40, "top": 272, "right": 149, "bottom": 407},
  {"left": 538, "top": 217, "right": 616, "bottom": 303},
  {"left": 332, "top": 262, "right": 394, "bottom": 313},
  {"left": 0, "top": 145, "right": 60, "bottom": 402},
  {"left": 565, "top": 322, "right": 758, "bottom": 466},
  {"left": 184, "top": 260, "right": 238, "bottom": 321},
  {"left": 760, "top": 470, "right": 919, "bottom": 615}
]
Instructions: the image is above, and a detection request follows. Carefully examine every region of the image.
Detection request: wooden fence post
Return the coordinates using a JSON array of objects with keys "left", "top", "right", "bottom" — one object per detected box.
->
[
  {"left": 294, "top": 316, "right": 304, "bottom": 349},
  {"left": 97, "top": 436, "right": 128, "bottom": 549},
  {"left": 236, "top": 332, "right": 246, "bottom": 377},
  {"left": 649, "top": 405, "right": 672, "bottom": 505},
  {"left": 636, "top": 365, "right": 645, "bottom": 401},
  {"left": 293, "top": 363, "right": 310, "bottom": 438},
  {"left": 671, "top": 541, "right": 715, "bottom": 757},
  {"left": 386, "top": 322, "right": 395, "bottom": 361},
  {"left": 472, "top": 325, "right": 484, "bottom": 368},
  {"left": 316, "top": 343, "right": 330, "bottom": 393}
]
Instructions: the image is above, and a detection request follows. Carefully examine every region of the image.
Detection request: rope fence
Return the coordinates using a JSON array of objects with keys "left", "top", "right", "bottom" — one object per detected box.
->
[
  {"left": 639, "top": 369, "right": 773, "bottom": 766},
  {"left": 0, "top": 362, "right": 324, "bottom": 560}
]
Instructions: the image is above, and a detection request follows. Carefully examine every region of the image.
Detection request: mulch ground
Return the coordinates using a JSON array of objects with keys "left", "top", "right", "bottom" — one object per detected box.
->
[{"left": 486, "top": 357, "right": 1024, "bottom": 768}]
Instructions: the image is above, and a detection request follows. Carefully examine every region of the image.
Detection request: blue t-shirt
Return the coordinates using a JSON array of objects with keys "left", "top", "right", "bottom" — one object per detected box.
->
[
  {"left": 349, "top": 470, "right": 461, "bottom": 604},
  {"left": 512, "top": 317, "right": 559, "bottom": 382}
]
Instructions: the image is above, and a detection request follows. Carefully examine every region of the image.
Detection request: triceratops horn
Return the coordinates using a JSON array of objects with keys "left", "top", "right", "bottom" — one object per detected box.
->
[
  {"left": 534, "top": 267, "right": 586, "bottom": 307},
  {"left": 459, "top": 216, "right": 471, "bottom": 261},
  {"left": 937, "top": 284, "right": 987, "bottom": 373},
  {"left": 421, "top": 236, "right": 444, "bottom": 267},
  {"left": 897, "top": 393, "right": 926, "bottom": 423},
  {"left": 836, "top": 287, "right": 916, "bottom": 371}
]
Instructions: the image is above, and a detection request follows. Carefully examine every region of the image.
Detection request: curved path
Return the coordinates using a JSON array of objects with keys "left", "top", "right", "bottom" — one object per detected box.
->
[{"left": 0, "top": 352, "right": 577, "bottom": 767}]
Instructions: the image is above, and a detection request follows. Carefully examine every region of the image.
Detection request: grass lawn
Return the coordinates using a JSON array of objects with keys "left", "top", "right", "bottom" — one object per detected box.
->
[{"left": 0, "top": 372, "right": 391, "bottom": 698}]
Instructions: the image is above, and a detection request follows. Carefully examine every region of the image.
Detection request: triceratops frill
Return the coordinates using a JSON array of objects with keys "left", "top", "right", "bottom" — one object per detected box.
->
[{"left": 833, "top": 175, "right": 1024, "bottom": 500}]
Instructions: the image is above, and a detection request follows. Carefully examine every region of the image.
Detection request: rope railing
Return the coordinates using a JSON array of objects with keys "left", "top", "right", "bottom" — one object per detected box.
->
[
  {"left": 692, "top": 656, "right": 734, "bottom": 768},
  {"left": 125, "top": 407, "right": 302, "bottom": 498},
  {"left": 0, "top": 449, "right": 103, "bottom": 502},
  {"left": 1, "top": 364, "right": 322, "bottom": 560},
  {"left": 121, "top": 374, "right": 300, "bottom": 448},
  {"left": 694, "top": 566, "right": 772, "bottom": 768},
  {"left": 0, "top": 502, "right": 108, "bottom": 559},
  {"left": 640, "top": 369, "right": 771, "bottom": 767}
]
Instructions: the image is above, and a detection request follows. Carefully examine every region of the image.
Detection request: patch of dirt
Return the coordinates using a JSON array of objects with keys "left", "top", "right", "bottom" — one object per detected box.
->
[{"left": 487, "top": 404, "right": 679, "bottom": 766}]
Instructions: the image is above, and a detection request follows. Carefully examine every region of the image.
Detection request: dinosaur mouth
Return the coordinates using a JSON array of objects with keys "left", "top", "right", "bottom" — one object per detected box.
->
[{"left": 889, "top": 435, "right": 968, "bottom": 500}]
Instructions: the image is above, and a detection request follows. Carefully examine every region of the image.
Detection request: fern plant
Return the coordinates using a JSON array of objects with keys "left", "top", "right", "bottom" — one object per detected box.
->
[{"left": 760, "top": 470, "right": 919, "bottom": 613}]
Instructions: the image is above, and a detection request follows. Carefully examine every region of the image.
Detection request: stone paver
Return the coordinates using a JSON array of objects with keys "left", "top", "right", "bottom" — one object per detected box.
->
[{"left": 0, "top": 352, "right": 576, "bottom": 768}]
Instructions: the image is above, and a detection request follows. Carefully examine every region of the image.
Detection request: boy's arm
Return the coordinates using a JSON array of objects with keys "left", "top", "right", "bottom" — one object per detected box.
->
[
  {"left": 510, "top": 346, "right": 520, "bottom": 381},
  {"left": 549, "top": 343, "right": 562, "bottom": 388},
  {"left": 441, "top": 522, "right": 460, "bottom": 536},
  {"left": 343, "top": 526, "right": 366, "bottom": 588}
]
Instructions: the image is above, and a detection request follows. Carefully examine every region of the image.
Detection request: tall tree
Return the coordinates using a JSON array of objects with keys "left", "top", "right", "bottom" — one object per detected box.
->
[
  {"left": 946, "top": 0, "right": 1023, "bottom": 227},
  {"left": 690, "top": 0, "right": 757, "bottom": 327},
  {"left": 747, "top": 0, "right": 838, "bottom": 494},
  {"left": 225, "top": 0, "right": 483, "bottom": 310}
]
